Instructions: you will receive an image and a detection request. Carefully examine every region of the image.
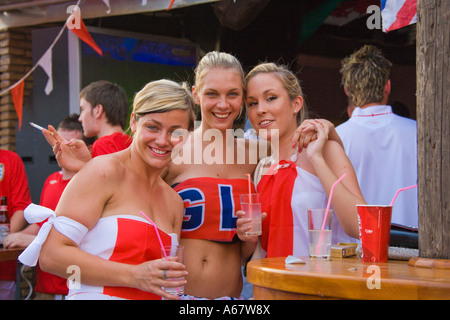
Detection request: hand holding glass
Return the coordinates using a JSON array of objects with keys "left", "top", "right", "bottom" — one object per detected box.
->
[
  {"left": 161, "top": 244, "right": 185, "bottom": 295},
  {"left": 239, "top": 193, "right": 262, "bottom": 236}
]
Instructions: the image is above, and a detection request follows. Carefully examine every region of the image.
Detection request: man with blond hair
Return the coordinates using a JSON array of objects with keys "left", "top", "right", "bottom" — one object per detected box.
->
[{"left": 336, "top": 45, "right": 418, "bottom": 228}]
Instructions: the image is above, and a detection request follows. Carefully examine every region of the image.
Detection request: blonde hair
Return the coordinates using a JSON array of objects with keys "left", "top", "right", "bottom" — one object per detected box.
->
[
  {"left": 133, "top": 79, "right": 195, "bottom": 131},
  {"left": 244, "top": 62, "right": 309, "bottom": 125},
  {"left": 340, "top": 45, "right": 392, "bottom": 108},
  {"left": 194, "top": 51, "right": 245, "bottom": 90}
]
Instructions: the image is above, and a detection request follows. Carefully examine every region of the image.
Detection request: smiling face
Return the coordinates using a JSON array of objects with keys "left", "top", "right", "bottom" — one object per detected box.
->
[
  {"left": 193, "top": 68, "right": 244, "bottom": 131},
  {"left": 130, "top": 109, "right": 190, "bottom": 169},
  {"left": 246, "top": 73, "right": 302, "bottom": 141}
]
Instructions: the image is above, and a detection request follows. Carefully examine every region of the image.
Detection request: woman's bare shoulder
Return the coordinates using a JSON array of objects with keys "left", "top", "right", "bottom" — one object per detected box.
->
[{"left": 76, "top": 152, "right": 127, "bottom": 184}]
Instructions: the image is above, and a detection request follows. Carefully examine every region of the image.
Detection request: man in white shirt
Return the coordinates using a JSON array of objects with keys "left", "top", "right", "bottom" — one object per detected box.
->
[{"left": 336, "top": 45, "right": 418, "bottom": 228}]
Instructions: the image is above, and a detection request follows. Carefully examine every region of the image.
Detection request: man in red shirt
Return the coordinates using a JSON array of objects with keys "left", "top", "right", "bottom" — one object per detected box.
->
[
  {"left": 78, "top": 80, "right": 132, "bottom": 157},
  {"left": 42, "top": 81, "right": 132, "bottom": 172},
  {"left": 0, "top": 149, "right": 31, "bottom": 299}
]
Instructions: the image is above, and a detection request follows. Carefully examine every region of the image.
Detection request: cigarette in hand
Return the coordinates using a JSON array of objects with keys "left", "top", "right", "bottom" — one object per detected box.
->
[{"left": 29, "top": 122, "right": 53, "bottom": 136}]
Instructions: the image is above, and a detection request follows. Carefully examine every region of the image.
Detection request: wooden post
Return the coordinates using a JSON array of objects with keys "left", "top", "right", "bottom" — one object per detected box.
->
[{"left": 416, "top": 0, "right": 450, "bottom": 259}]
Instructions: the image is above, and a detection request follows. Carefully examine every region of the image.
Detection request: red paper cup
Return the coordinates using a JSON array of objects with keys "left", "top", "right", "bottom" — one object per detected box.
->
[{"left": 356, "top": 205, "right": 392, "bottom": 262}]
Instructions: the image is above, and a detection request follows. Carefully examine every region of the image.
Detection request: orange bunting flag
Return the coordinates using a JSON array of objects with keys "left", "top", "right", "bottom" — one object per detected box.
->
[
  {"left": 167, "top": 0, "right": 175, "bottom": 10},
  {"left": 11, "top": 79, "right": 24, "bottom": 131},
  {"left": 69, "top": 17, "right": 103, "bottom": 56}
]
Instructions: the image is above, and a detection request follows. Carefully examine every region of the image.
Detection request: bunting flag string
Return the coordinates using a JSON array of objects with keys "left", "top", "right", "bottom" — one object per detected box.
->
[
  {"left": 69, "top": 17, "right": 103, "bottom": 57},
  {"left": 168, "top": 0, "right": 175, "bottom": 10},
  {"left": 102, "top": 0, "right": 111, "bottom": 14},
  {"left": 0, "top": 0, "right": 175, "bottom": 130},
  {"left": 39, "top": 48, "right": 54, "bottom": 95},
  {"left": 10, "top": 80, "right": 24, "bottom": 131},
  {"left": 0, "top": 0, "right": 80, "bottom": 98},
  {"left": 0, "top": 3, "right": 72, "bottom": 131}
]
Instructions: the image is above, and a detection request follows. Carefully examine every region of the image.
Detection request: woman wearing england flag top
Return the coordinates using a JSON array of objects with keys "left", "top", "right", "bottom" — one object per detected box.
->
[
  {"left": 19, "top": 80, "right": 194, "bottom": 300},
  {"left": 244, "top": 62, "right": 365, "bottom": 258}
]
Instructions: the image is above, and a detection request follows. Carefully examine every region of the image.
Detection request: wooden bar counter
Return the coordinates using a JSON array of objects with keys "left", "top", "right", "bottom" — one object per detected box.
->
[
  {"left": 247, "top": 256, "right": 450, "bottom": 300},
  {"left": 0, "top": 247, "right": 24, "bottom": 262}
]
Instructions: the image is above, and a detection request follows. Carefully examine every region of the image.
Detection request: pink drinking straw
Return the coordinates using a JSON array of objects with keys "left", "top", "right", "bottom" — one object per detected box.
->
[
  {"left": 246, "top": 174, "right": 253, "bottom": 197},
  {"left": 245, "top": 173, "right": 253, "bottom": 216},
  {"left": 315, "top": 173, "right": 347, "bottom": 256},
  {"left": 140, "top": 211, "right": 168, "bottom": 260},
  {"left": 322, "top": 173, "right": 347, "bottom": 229},
  {"left": 308, "top": 210, "right": 314, "bottom": 230},
  {"left": 389, "top": 185, "right": 417, "bottom": 206},
  {"left": 140, "top": 211, "right": 183, "bottom": 295}
]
